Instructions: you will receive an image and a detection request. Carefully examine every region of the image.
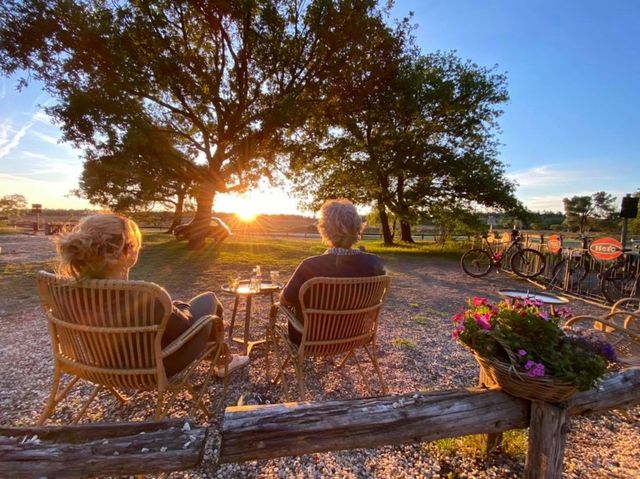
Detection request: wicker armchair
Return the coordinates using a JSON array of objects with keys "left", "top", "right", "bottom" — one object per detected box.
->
[
  {"left": 564, "top": 297, "right": 640, "bottom": 367},
  {"left": 36, "top": 271, "right": 229, "bottom": 425},
  {"left": 266, "top": 275, "right": 390, "bottom": 400}
]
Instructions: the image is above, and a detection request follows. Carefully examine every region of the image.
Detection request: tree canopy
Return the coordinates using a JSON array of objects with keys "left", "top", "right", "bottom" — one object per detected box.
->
[
  {"left": 0, "top": 0, "right": 396, "bottom": 246},
  {"left": 563, "top": 192, "right": 617, "bottom": 233},
  {"left": 289, "top": 50, "right": 518, "bottom": 244},
  {"left": 0, "top": 194, "right": 27, "bottom": 218}
]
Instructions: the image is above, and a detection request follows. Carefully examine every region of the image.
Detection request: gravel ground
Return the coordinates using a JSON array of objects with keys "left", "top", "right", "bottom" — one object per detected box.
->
[{"left": 1, "top": 234, "right": 638, "bottom": 478}]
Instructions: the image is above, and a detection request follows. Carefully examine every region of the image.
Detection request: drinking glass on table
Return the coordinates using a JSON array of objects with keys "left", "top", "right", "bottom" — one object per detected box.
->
[
  {"left": 250, "top": 276, "right": 261, "bottom": 292},
  {"left": 228, "top": 271, "right": 240, "bottom": 292},
  {"left": 270, "top": 270, "right": 280, "bottom": 286}
]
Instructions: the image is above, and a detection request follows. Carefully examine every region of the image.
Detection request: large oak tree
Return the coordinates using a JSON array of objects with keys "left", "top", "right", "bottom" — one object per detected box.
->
[
  {"left": 0, "top": 0, "right": 395, "bottom": 247},
  {"left": 290, "top": 51, "right": 518, "bottom": 244}
]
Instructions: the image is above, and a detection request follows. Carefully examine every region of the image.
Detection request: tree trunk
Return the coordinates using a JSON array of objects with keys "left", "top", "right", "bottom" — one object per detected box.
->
[
  {"left": 167, "top": 191, "right": 186, "bottom": 234},
  {"left": 400, "top": 220, "right": 414, "bottom": 243},
  {"left": 173, "top": 184, "right": 215, "bottom": 249},
  {"left": 377, "top": 200, "right": 394, "bottom": 245}
]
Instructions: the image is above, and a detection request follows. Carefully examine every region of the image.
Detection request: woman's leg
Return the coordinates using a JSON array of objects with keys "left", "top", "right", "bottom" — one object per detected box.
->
[{"left": 188, "top": 292, "right": 224, "bottom": 321}]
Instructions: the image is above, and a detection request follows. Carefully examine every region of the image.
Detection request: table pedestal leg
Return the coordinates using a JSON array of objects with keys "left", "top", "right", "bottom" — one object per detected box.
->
[
  {"left": 242, "top": 296, "right": 252, "bottom": 355},
  {"left": 227, "top": 296, "right": 240, "bottom": 347}
]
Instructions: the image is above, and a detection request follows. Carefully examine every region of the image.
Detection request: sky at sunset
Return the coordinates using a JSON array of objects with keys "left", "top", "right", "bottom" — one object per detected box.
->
[{"left": 0, "top": 0, "right": 638, "bottom": 215}]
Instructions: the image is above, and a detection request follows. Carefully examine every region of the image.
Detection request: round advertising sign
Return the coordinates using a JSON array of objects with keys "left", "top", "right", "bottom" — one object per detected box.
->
[
  {"left": 546, "top": 234, "right": 562, "bottom": 254},
  {"left": 589, "top": 237, "right": 623, "bottom": 261}
]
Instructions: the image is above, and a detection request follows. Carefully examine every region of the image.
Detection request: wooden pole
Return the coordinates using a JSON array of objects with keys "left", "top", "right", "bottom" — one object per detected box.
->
[{"left": 524, "top": 401, "right": 568, "bottom": 479}]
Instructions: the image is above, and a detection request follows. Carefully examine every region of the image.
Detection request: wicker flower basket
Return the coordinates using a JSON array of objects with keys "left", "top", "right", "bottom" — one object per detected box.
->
[{"left": 474, "top": 353, "right": 577, "bottom": 403}]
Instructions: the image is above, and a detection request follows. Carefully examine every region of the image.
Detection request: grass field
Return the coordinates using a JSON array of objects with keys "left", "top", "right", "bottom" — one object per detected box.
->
[{"left": 0, "top": 232, "right": 468, "bottom": 317}]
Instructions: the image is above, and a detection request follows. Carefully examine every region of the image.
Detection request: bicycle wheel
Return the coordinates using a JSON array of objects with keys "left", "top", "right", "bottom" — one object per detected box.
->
[
  {"left": 549, "top": 258, "right": 567, "bottom": 289},
  {"left": 510, "top": 248, "right": 545, "bottom": 278},
  {"left": 461, "top": 249, "right": 493, "bottom": 277},
  {"left": 601, "top": 266, "right": 638, "bottom": 304},
  {"left": 552, "top": 256, "right": 589, "bottom": 289}
]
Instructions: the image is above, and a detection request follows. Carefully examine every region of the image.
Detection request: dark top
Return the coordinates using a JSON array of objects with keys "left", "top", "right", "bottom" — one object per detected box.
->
[{"left": 282, "top": 251, "right": 385, "bottom": 345}]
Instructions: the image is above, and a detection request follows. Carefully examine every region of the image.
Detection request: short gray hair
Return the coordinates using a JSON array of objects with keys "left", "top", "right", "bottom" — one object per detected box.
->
[{"left": 317, "top": 199, "right": 363, "bottom": 248}]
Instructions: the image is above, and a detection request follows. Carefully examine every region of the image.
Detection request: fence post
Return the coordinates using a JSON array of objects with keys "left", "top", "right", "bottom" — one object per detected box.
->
[{"left": 524, "top": 400, "right": 568, "bottom": 479}]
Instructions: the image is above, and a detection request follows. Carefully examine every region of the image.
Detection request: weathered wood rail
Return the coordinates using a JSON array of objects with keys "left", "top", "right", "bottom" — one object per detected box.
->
[
  {"left": 221, "top": 368, "right": 640, "bottom": 478},
  {"left": 0, "top": 419, "right": 206, "bottom": 478},
  {"left": 1, "top": 369, "right": 638, "bottom": 478}
]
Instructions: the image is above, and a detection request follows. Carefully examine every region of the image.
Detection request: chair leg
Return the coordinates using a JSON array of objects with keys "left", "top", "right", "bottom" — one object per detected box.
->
[
  {"left": 38, "top": 367, "right": 63, "bottom": 425},
  {"left": 106, "top": 385, "right": 128, "bottom": 404},
  {"left": 364, "top": 344, "right": 387, "bottom": 395},
  {"left": 352, "top": 352, "right": 373, "bottom": 396},
  {"left": 337, "top": 351, "right": 353, "bottom": 369},
  {"left": 294, "top": 357, "right": 305, "bottom": 401},
  {"left": 72, "top": 385, "right": 102, "bottom": 424}
]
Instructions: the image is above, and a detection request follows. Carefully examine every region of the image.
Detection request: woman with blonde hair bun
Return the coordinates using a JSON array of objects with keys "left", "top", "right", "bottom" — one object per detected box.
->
[{"left": 55, "top": 213, "right": 248, "bottom": 377}]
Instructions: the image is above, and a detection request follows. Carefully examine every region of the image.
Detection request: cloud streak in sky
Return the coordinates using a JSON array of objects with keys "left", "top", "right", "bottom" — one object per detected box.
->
[{"left": 0, "top": 121, "right": 33, "bottom": 159}]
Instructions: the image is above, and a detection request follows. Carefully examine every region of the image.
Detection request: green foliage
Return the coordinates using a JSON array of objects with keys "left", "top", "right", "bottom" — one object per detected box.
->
[
  {"left": 0, "top": 0, "right": 395, "bottom": 230},
  {"left": 0, "top": 194, "right": 27, "bottom": 218},
  {"left": 76, "top": 123, "right": 195, "bottom": 218},
  {"left": 563, "top": 191, "right": 617, "bottom": 233},
  {"left": 453, "top": 297, "right": 611, "bottom": 391},
  {"left": 290, "top": 48, "right": 517, "bottom": 243}
]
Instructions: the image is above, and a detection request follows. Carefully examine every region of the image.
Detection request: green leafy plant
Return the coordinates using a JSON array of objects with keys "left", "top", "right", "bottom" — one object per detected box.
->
[{"left": 452, "top": 297, "right": 615, "bottom": 391}]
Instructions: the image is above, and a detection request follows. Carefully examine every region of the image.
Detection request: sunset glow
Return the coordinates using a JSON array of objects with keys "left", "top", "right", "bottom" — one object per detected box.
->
[
  {"left": 231, "top": 195, "right": 259, "bottom": 222},
  {"left": 235, "top": 209, "right": 258, "bottom": 222}
]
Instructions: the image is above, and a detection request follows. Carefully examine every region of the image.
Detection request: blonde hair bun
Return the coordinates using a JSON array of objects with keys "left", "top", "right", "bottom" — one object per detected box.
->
[{"left": 55, "top": 214, "right": 141, "bottom": 279}]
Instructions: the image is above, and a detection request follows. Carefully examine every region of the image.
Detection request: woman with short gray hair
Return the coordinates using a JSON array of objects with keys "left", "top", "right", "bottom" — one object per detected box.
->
[
  {"left": 279, "top": 199, "right": 386, "bottom": 345},
  {"left": 317, "top": 198, "right": 364, "bottom": 248}
]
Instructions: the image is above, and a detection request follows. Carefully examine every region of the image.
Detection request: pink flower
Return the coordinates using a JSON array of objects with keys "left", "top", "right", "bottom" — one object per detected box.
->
[
  {"left": 473, "top": 313, "right": 491, "bottom": 330},
  {"left": 517, "top": 349, "right": 527, "bottom": 356},
  {"left": 539, "top": 311, "right": 549, "bottom": 321},
  {"left": 524, "top": 360, "right": 535, "bottom": 370},
  {"left": 472, "top": 297, "right": 488, "bottom": 307},
  {"left": 451, "top": 323, "right": 465, "bottom": 339},
  {"left": 556, "top": 307, "right": 572, "bottom": 320},
  {"left": 452, "top": 312, "right": 464, "bottom": 323}
]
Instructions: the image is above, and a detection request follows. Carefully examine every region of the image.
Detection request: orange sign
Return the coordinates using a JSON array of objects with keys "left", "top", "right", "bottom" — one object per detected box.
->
[
  {"left": 546, "top": 234, "right": 562, "bottom": 254},
  {"left": 589, "top": 237, "right": 623, "bottom": 261},
  {"left": 487, "top": 232, "right": 495, "bottom": 243},
  {"left": 501, "top": 232, "right": 510, "bottom": 243}
]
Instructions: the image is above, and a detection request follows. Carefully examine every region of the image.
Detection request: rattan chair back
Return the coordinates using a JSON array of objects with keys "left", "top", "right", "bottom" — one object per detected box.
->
[
  {"left": 297, "top": 276, "right": 390, "bottom": 356},
  {"left": 37, "top": 271, "right": 172, "bottom": 390}
]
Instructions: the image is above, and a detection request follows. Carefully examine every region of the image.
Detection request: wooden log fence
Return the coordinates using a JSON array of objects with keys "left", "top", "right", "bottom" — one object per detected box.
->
[
  {"left": 221, "top": 368, "right": 640, "bottom": 479},
  {"left": 0, "top": 419, "right": 206, "bottom": 478},
  {"left": 1, "top": 369, "right": 639, "bottom": 478}
]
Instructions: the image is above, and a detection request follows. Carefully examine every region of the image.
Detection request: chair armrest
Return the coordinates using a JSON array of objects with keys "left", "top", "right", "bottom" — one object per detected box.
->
[
  {"left": 161, "top": 314, "right": 216, "bottom": 358},
  {"left": 609, "top": 298, "right": 640, "bottom": 314},
  {"left": 564, "top": 315, "right": 640, "bottom": 343},
  {"left": 606, "top": 310, "right": 640, "bottom": 331},
  {"left": 270, "top": 302, "right": 303, "bottom": 333}
]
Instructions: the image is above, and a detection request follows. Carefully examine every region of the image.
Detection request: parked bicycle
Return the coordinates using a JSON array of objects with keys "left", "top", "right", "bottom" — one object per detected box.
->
[
  {"left": 550, "top": 236, "right": 592, "bottom": 290},
  {"left": 461, "top": 229, "right": 546, "bottom": 279},
  {"left": 600, "top": 240, "right": 640, "bottom": 304}
]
